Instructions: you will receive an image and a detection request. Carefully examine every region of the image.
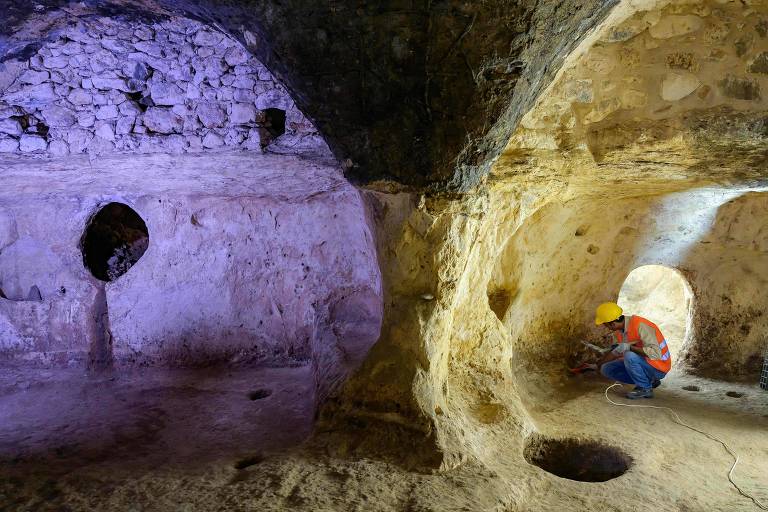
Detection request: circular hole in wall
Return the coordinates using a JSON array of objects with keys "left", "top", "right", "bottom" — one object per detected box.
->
[
  {"left": 618, "top": 265, "right": 693, "bottom": 360},
  {"left": 524, "top": 436, "right": 632, "bottom": 482},
  {"left": 81, "top": 202, "right": 149, "bottom": 282}
]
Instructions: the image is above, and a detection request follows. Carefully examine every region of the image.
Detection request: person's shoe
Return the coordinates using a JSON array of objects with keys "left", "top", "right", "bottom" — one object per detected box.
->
[
  {"left": 626, "top": 388, "right": 653, "bottom": 399},
  {"left": 652, "top": 378, "right": 661, "bottom": 389}
]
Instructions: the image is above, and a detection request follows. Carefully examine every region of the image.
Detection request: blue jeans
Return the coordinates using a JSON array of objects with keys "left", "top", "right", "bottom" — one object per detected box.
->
[{"left": 601, "top": 351, "right": 667, "bottom": 389}]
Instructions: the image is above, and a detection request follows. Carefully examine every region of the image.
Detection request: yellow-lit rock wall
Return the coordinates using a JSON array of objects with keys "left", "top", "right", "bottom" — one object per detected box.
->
[{"left": 323, "top": 0, "right": 768, "bottom": 469}]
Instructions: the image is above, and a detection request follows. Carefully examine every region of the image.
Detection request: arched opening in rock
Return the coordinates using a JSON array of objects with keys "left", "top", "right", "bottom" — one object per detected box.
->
[
  {"left": 81, "top": 202, "right": 149, "bottom": 282},
  {"left": 618, "top": 265, "right": 693, "bottom": 361},
  {"left": 524, "top": 436, "right": 632, "bottom": 482}
]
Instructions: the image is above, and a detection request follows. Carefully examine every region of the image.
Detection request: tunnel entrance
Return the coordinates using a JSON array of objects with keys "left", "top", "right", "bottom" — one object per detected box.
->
[
  {"left": 524, "top": 436, "right": 632, "bottom": 482},
  {"left": 81, "top": 203, "right": 149, "bottom": 282},
  {"left": 618, "top": 265, "right": 692, "bottom": 360}
]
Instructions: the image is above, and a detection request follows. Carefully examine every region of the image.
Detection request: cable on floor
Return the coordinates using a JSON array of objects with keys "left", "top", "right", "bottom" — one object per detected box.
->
[{"left": 604, "top": 382, "right": 767, "bottom": 511}]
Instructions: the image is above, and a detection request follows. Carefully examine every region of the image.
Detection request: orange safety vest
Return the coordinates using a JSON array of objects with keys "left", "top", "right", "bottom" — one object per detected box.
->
[{"left": 612, "top": 315, "right": 672, "bottom": 373}]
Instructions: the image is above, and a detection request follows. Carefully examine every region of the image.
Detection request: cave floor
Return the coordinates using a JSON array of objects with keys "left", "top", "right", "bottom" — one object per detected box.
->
[{"left": 0, "top": 367, "right": 766, "bottom": 511}]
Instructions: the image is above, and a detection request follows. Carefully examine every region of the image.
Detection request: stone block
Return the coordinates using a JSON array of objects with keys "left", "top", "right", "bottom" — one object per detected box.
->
[
  {"left": 718, "top": 75, "right": 761, "bottom": 101},
  {"left": 77, "top": 113, "right": 96, "bottom": 128},
  {"left": 4, "top": 83, "right": 57, "bottom": 107},
  {"left": 232, "top": 76, "right": 255, "bottom": 89},
  {"left": 60, "top": 42, "right": 83, "bottom": 56},
  {"left": 649, "top": 15, "right": 704, "bottom": 39},
  {"left": 0, "top": 138, "right": 19, "bottom": 153},
  {"left": 19, "top": 135, "right": 47, "bottom": 152},
  {"left": 134, "top": 27, "right": 154, "bottom": 41},
  {"left": 115, "top": 116, "right": 135, "bottom": 135},
  {"left": 661, "top": 72, "right": 701, "bottom": 101},
  {"left": 91, "top": 50, "right": 119, "bottom": 74},
  {"left": 224, "top": 46, "right": 249, "bottom": 67},
  {"left": 748, "top": 52, "right": 768, "bottom": 74},
  {"left": 230, "top": 103, "right": 257, "bottom": 124},
  {"left": 256, "top": 89, "right": 291, "bottom": 110},
  {"left": 48, "top": 140, "right": 69, "bottom": 156},
  {"left": 94, "top": 122, "right": 115, "bottom": 141},
  {"left": 19, "top": 70, "right": 50, "bottom": 85},
  {"left": 101, "top": 39, "right": 133, "bottom": 54},
  {"left": 41, "top": 106, "right": 76, "bottom": 127},
  {"left": 68, "top": 88, "right": 92, "bottom": 104},
  {"left": 0, "top": 118, "right": 22, "bottom": 136},
  {"left": 202, "top": 132, "right": 224, "bottom": 148},
  {"left": 119, "top": 101, "right": 142, "bottom": 116},
  {"left": 193, "top": 30, "right": 224, "bottom": 47},
  {"left": 142, "top": 107, "right": 183, "bottom": 134},
  {"left": 134, "top": 41, "right": 163, "bottom": 58},
  {"left": 96, "top": 105, "right": 119, "bottom": 120},
  {"left": 91, "top": 77, "right": 130, "bottom": 91},
  {"left": 66, "top": 128, "right": 92, "bottom": 153},
  {"left": 42, "top": 56, "right": 69, "bottom": 69},
  {"left": 149, "top": 81, "right": 185, "bottom": 106},
  {"left": 196, "top": 101, "right": 226, "bottom": 128}
]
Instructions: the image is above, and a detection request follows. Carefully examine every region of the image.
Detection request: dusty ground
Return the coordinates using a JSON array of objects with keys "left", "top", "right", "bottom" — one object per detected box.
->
[{"left": 0, "top": 365, "right": 765, "bottom": 512}]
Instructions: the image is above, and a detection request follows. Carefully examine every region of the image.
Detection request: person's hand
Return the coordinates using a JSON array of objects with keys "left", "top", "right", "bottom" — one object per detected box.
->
[{"left": 612, "top": 342, "right": 631, "bottom": 354}]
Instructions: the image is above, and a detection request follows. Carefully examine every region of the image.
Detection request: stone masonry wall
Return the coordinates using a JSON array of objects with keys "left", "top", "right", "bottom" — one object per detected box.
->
[{"left": 0, "top": 15, "right": 327, "bottom": 157}]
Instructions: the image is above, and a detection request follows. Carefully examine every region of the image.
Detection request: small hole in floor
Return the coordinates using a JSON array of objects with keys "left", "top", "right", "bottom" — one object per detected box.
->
[
  {"left": 726, "top": 391, "right": 744, "bottom": 398},
  {"left": 524, "top": 436, "right": 631, "bottom": 482},
  {"left": 234, "top": 455, "right": 263, "bottom": 470},
  {"left": 682, "top": 385, "right": 700, "bottom": 392},
  {"left": 248, "top": 389, "right": 272, "bottom": 401}
]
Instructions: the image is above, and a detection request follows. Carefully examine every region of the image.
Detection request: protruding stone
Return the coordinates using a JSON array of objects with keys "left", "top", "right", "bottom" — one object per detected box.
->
[
  {"left": 134, "top": 41, "right": 163, "bottom": 58},
  {"left": 149, "top": 81, "right": 185, "bottom": 106},
  {"left": 202, "top": 132, "right": 224, "bottom": 148},
  {"left": 40, "top": 106, "right": 76, "bottom": 127},
  {"left": 116, "top": 116, "right": 135, "bottom": 135},
  {"left": 68, "top": 88, "right": 92, "bottom": 105},
  {"left": 565, "top": 80, "right": 593, "bottom": 103},
  {"left": 0, "top": 138, "right": 19, "bottom": 153},
  {"left": 78, "top": 114, "right": 96, "bottom": 128},
  {"left": 19, "top": 70, "right": 50, "bottom": 85},
  {"left": 230, "top": 103, "right": 257, "bottom": 124},
  {"left": 142, "top": 107, "right": 183, "bottom": 134},
  {"left": 649, "top": 15, "right": 703, "bottom": 39},
  {"left": 67, "top": 129, "right": 92, "bottom": 153},
  {"left": 718, "top": 75, "right": 761, "bottom": 101},
  {"left": 135, "top": 27, "right": 154, "bottom": 41},
  {"left": 196, "top": 102, "right": 226, "bottom": 128},
  {"left": 0, "top": 118, "right": 22, "bottom": 136},
  {"left": 193, "top": 30, "right": 224, "bottom": 47},
  {"left": 94, "top": 122, "right": 115, "bottom": 141},
  {"left": 91, "top": 50, "right": 119, "bottom": 74},
  {"left": 748, "top": 52, "right": 768, "bottom": 74},
  {"left": 4, "top": 83, "right": 56, "bottom": 107},
  {"left": 19, "top": 135, "right": 47, "bottom": 152},
  {"left": 661, "top": 72, "right": 701, "bottom": 101},
  {"left": 119, "top": 101, "right": 142, "bottom": 116},
  {"left": 224, "top": 46, "right": 249, "bottom": 67},
  {"left": 96, "top": 105, "right": 119, "bottom": 120},
  {"left": 42, "top": 56, "right": 69, "bottom": 69},
  {"left": 48, "top": 139, "right": 69, "bottom": 156},
  {"left": 232, "top": 76, "right": 255, "bottom": 90},
  {"left": 91, "top": 77, "right": 130, "bottom": 91}
]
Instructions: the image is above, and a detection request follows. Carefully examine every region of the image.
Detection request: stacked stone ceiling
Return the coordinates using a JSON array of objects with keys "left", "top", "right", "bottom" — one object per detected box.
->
[
  {"left": 0, "top": 11, "right": 325, "bottom": 158},
  {"left": 0, "top": 0, "right": 617, "bottom": 191}
]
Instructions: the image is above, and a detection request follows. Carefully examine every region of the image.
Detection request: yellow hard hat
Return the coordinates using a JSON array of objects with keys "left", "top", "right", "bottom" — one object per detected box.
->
[{"left": 595, "top": 302, "right": 623, "bottom": 325}]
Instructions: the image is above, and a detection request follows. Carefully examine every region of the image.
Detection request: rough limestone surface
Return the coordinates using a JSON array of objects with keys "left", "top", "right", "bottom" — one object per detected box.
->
[
  {"left": 0, "top": 152, "right": 381, "bottom": 405},
  {"left": 0, "top": 16, "right": 329, "bottom": 158}
]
